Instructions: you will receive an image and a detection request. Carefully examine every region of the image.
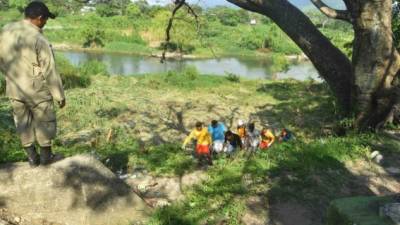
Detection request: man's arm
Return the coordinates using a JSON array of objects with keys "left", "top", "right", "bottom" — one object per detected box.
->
[
  {"left": 37, "top": 38, "right": 65, "bottom": 108},
  {"left": 182, "top": 130, "right": 194, "bottom": 148}
]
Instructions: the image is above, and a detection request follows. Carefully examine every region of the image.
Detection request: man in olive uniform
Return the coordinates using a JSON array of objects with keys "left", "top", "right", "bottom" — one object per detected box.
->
[{"left": 0, "top": 1, "right": 65, "bottom": 166}]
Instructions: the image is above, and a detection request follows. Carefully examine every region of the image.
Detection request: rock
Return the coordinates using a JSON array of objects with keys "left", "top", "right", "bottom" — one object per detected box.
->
[
  {"left": 370, "top": 151, "right": 384, "bottom": 164},
  {"left": 381, "top": 203, "right": 400, "bottom": 224},
  {"left": 375, "top": 154, "right": 384, "bottom": 164},
  {"left": 0, "top": 154, "right": 151, "bottom": 225},
  {"left": 371, "top": 151, "right": 380, "bottom": 159},
  {"left": 386, "top": 167, "right": 400, "bottom": 175}
]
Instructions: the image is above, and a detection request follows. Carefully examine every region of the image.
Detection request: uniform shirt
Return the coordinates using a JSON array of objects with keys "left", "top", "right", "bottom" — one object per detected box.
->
[
  {"left": 0, "top": 20, "right": 65, "bottom": 104},
  {"left": 208, "top": 123, "right": 226, "bottom": 141},
  {"left": 183, "top": 127, "right": 212, "bottom": 146}
]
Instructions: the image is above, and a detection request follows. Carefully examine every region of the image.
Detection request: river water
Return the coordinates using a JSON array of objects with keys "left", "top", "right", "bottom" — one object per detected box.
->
[{"left": 58, "top": 50, "right": 319, "bottom": 81}]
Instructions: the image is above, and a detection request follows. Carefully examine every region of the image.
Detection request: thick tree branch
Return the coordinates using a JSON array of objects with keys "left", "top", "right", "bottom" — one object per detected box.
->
[
  {"left": 310, "top": 0, "right": 352, "bottom": 22},
  {"left": 227, "top": 0, "right": 355, "bottom": 112},
  {"left": 161, "top": 0, "right": 186, "bottom": 63},
  {"left": 162, "top": 0, "right": 217, "bottom": 62}
]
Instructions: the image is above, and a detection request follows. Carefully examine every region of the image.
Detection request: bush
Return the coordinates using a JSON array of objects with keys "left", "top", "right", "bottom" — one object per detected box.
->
[
  {"left": 80, "top": 15, "right": 106, "bottom": 48},
  {"left": 164, "top": 66, "right": 200, "bottom": 88},
  {"left": 238, "top": 35, "right": 262, "bottom": 50},
  {"left": 160, "top": 42, "right": 178, "bottom": 52},
  {"left": 96, "top": 3, "right": 118, "bottom": 17},
  {"left": 268, "top": 54, "right": 290, "bottom": 73},
  {"left": 159, "top": 42, "right": 196, "bottom": 54},
  {"left": 225, "top": 72, "right": 240, "bottom": 83},
  {"left": 55, "top": 54, "right": 91, "bottom": 89},
  {"left": 182, "top": 65, "right": 199, "bottom": 80},
  {"left": 81, "top": 26, "right": 106, "bottom": 48},
  {"left": 126, "top": 3, "right": 141, "bottom": 18},
  {"left": 79, "top": 60, "right": 109, "bottom": 77}
]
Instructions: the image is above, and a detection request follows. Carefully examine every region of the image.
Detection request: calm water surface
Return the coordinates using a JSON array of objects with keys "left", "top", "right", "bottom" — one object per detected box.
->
[{"left": 58, "top": 51, "right": 319, "bottom": 81}]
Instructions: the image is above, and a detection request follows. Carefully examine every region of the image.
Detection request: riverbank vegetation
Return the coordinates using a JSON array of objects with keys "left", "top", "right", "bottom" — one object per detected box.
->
[
  {"left": 1, "top": 1, "right": 400, "bottom": 224},
  {"left": 1, "top": 58, "right": 399, "bottom": 224},
  {"left": 0, "top": 2, "right": 353, "bottom": 58}
]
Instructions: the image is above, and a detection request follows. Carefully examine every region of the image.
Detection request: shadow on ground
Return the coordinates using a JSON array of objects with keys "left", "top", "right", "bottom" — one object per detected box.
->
[
  {"left": 152, "top": 136, "right": 400, "bottom": 225},
  {"left": 60, "top": 162, "right": 133, "bottom": 211},
  {"left": 255, "top": 80, "right": 339, "bottom": 137}
]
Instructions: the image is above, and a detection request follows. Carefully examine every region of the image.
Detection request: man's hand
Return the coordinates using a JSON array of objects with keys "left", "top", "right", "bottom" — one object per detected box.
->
[
  {"left": 181, "top": 144, "right": 186, "bottom": 150},
  {"left": 58, "top": 99, "right": 66, "bottom": 109}
]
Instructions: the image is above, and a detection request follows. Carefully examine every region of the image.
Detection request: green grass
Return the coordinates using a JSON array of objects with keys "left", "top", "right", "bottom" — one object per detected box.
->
[
  {"left": 1, "top": 67, "right": 398, "bottom": 224},
  {"left": 149, "top": 134, "right": 374, "bottom": 225}
]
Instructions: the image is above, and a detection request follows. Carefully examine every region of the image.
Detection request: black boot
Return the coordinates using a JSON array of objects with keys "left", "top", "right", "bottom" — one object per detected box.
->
[
  {"left": 24, "top": 146, "right": 40, "bottom": 167},
  {"left": 40, "top": 146, "right": 63, "bottom": 166}
]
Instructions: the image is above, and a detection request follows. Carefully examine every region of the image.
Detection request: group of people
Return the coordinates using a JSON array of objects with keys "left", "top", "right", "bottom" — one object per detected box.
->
[{"left": 182, "top": 119, "right": 293, "bottom": 166}]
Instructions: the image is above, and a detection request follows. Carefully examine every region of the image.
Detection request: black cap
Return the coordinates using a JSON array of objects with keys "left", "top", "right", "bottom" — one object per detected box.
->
[{"left": 24, "top": 1, "right": 56, "bottom": 19}]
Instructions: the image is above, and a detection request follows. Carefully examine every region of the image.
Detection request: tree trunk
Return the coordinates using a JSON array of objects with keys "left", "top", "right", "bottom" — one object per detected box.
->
[
  {"left": 227, "top": 0, "right": 400, "bottom": 130},
  {"left": 351, "top": 0, "right": 400, "bottom": 129},
  {"left": 227, "top": 0, "right": 355, "bottom": 113}
]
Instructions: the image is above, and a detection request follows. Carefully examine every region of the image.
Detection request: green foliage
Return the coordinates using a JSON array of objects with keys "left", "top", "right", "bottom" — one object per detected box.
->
[
  {"left": 94, "top": 0, "right": 130, "bottom": 17},
  {"left": 96, "top": 3, "right": 118, "bottom": 17},
  {"left": 163, "top": 66, "right": 200, "bottom": 88},
  {"left": 183, "top": 65, "right": 199, "bottom": 80},
  {"left": 225, "top": 72, "right": 240, "bottom": 83},
  {"left": 149, "top": 68, "right": 224, "bottom": 90},
  {"left": 263, "top": 25, "right": 302, "bottom": 54},
  {"left": 321, "top": 28, "right": 354, "bottom": 57},
  {"left": 268, "top": 54, "right": 290, "bottom": 73},
  {"left": 0, "top": 0, "right": 9, "bottom": 10},
  {"left": 238, "top": 32, "right": 263, "bottom": 50},
  {"left": 132, "top": 144, "right": 195, "bottom": 176},
  {"left": 206, "top": 6, "right": 249, "bottom": 26},
  {"left": 8, "top": 0, "right": 26, "bottom": 12},
  {"left": 104, "top": 41, "right": 150, "bottom": 53},
  {"left": 55, "top": 54, "right": 91, "bottom": 89},
  {"left": 80, "top": 15, "right": 106, "bottom": 47},
  {"left": 42, "top": 0, "right": 87, "bottom": 15},
  {"left": 126, "top": 3, "right": 141, "bottom": 18},
  {"left": 78, "top": 60, "right": 109, "bottom": 77},
  {"left": 1, "top": 73, "right": 397, "bottom": 224}
]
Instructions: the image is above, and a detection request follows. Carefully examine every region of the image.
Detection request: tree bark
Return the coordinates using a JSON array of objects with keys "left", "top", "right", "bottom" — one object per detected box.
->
[
  {"left": 227, "top": 0, "right": 355, "bottom": 113},
  {"left": 350, "top": 0, "right": 400, "bottom": 129}
]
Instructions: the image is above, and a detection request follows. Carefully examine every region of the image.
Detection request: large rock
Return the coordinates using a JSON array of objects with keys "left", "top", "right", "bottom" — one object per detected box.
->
[
  {"left": 0, "top": 155, "right": 151, "bottom": 225},
  {"left": 327, "top": 196, "right": 396, "bottom": 225}
]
